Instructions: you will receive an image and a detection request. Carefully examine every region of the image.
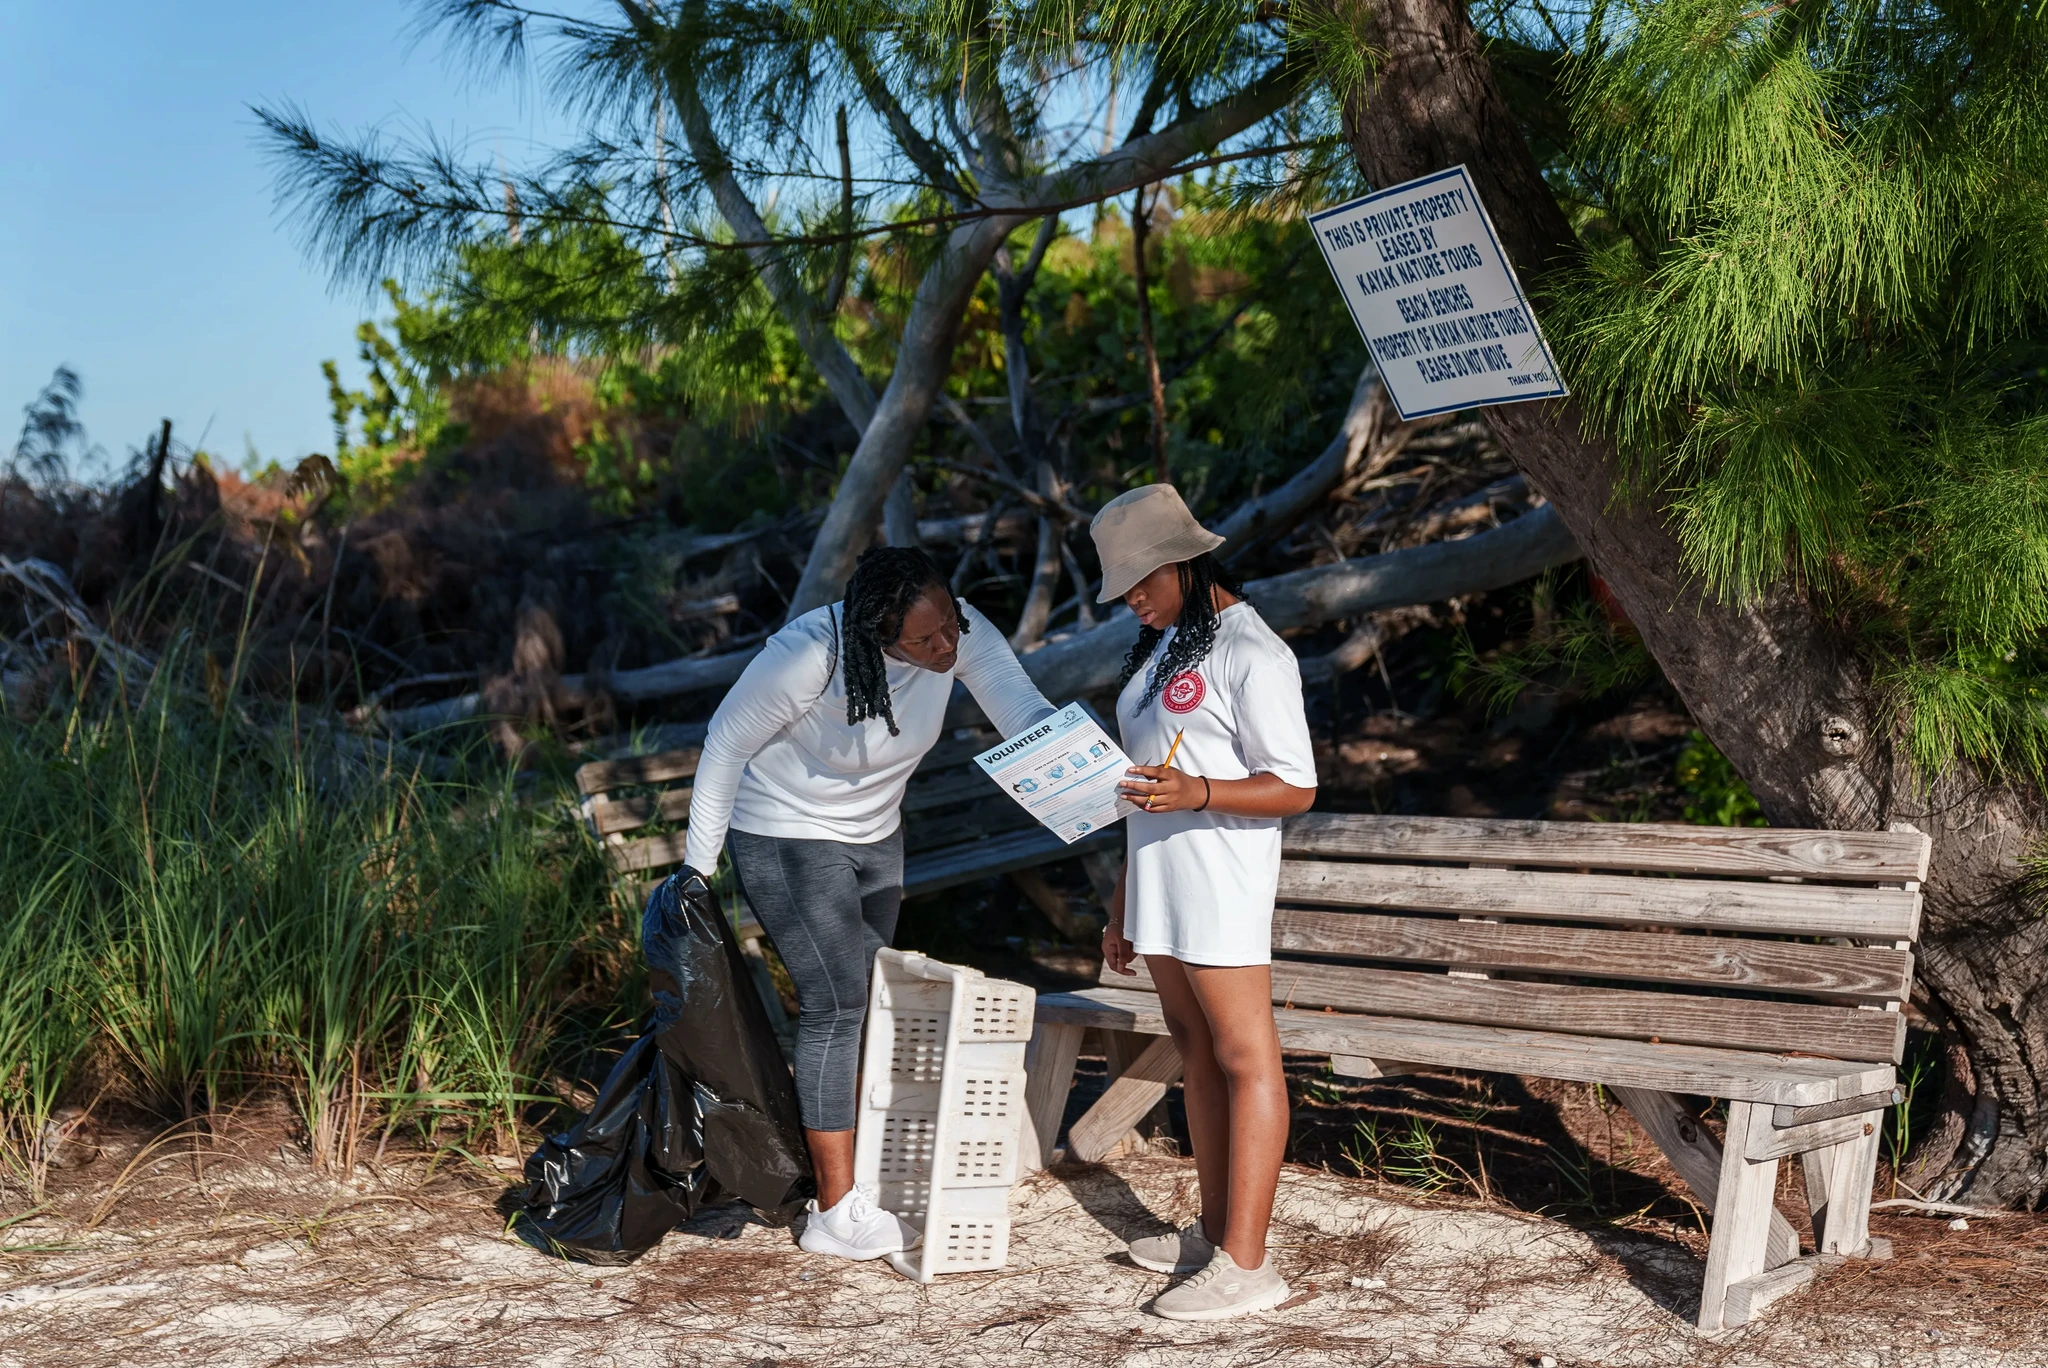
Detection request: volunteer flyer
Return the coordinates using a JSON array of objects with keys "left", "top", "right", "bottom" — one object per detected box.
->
[{"left": 974, "top": 703, "right": 1136, "bottom": 844}]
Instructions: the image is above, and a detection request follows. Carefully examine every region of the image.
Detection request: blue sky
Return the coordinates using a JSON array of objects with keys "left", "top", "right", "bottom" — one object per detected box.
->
[{"left": 2, "top": 1, "right": 568, "bottom": 478}]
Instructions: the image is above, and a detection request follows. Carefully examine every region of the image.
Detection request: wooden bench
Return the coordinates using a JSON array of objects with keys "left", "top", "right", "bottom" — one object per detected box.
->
[
  {"left": 1017, "top": 812, "right": 1928, "bottom": 1332},
  {"left": 574, "top": 730, "right": 1123, "bottom": 1029}
]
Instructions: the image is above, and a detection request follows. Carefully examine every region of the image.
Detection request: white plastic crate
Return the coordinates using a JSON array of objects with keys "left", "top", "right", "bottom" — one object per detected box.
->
[{"left": 854, "top": 948, "right": 1037, "bottom": 1281}]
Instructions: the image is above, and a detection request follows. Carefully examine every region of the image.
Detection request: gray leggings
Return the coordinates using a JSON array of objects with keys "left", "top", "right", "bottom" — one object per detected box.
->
[{"left": 726, "top": 828, "right": 904, "bottom": 1132}]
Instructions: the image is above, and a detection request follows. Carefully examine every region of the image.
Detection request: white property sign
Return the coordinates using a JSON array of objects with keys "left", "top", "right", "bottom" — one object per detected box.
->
[{"left": 1309, "top": 165, "right": 1567, "bottom": 420}]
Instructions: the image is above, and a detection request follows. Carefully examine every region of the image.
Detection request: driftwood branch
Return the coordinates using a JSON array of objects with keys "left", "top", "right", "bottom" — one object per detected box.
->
[
  {"left": 917, "top": 508, "right": 1033, "bottom": 545},
  {"left": 1298, "top": 618, "right": 1388, "bottom": 687},
  {"left": 1868, "top": 1198, "right": 2011, "bottom": 1219},
  {"left": 993, "top": 502, "right": 1580, "bottom": 717},
  {"left": 936, "top": 392, "right": 1015, "bottom": 476},
  {"left": 370, "top": 501, "right": 1579, "bottom": 737},
  {"left": 927, "top": 460, "right": 1092, "bottom": 524},
  {"left": 784, "top": 63, "right": 1303, "bottom": 617},
  {"left": 1214, "top": 367, "right": 1381, "bottom": 554}
]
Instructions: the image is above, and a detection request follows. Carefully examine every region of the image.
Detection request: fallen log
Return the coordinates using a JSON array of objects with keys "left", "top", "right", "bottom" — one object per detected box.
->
[
  {"left": 917, "top": 509, "right": 1034, "bottom": 545},
  {"left": 1298, "top": 618, "right": 1390, "bottom": 687},
  {"left": 370, "top": 503, "right": 1578, "bottom": 737},
  {"left": 363, "top": 647, "right": 762, "bottom": 736},
  {"left": 992, "top": 501, "right": 1578, "bottom": 713}
]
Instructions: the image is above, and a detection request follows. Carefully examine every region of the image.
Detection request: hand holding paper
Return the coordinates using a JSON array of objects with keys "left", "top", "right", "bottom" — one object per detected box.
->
[{"left": 974, "top": 703, "right": 1137, "bottom": 844}]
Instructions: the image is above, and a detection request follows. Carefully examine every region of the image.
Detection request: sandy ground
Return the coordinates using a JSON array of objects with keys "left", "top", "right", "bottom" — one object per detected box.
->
[{"left": 2, "top": 1131, "right": 2043, "bottom": 1368}]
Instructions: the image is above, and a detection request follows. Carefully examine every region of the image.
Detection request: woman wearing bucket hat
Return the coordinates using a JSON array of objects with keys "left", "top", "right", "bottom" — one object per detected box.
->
[{"left": 1090, "top": 483, "right": 1317, "bottom": 1321}]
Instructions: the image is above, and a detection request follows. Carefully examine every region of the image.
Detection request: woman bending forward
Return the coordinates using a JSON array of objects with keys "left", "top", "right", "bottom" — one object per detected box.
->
[
  {"left": 1093, "top": 484, "right": 1317, "bottom": 1321},
  {"left": 679, "top": 547, "right": 1054, "bottom": 1260}
]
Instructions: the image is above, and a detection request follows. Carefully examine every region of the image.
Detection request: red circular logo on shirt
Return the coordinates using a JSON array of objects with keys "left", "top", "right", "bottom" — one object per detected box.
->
[{"left": 1162, "top": 671, "right": 1206, "bottom": 714}]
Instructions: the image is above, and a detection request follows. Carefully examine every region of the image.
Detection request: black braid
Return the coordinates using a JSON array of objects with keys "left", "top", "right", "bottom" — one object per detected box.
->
[
  {"left": 841, "top": 546, "right": 967, "bottom": 736},
  {"left": 1116, "top": 553, "right": 1245, "bottom": 716}
]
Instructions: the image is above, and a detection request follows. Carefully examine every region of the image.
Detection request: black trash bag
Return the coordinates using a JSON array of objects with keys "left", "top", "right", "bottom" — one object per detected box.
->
[{"left": 509, "top": 871, "right": 812, "bottom": 1263}]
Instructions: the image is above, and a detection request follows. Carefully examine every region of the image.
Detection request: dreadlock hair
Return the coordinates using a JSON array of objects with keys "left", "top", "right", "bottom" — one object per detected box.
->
[
  {"left": 839, "top": 545, "right": 967, "bottom": 736},
  {"left": 1117, "top": 552, "right": 1245, "bottom": 716}
]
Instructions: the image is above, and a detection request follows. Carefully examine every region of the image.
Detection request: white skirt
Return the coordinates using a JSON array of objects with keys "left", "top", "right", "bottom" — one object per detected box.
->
[{"left": 1122, "top": 809, "right": 1281, "bottom": 967}]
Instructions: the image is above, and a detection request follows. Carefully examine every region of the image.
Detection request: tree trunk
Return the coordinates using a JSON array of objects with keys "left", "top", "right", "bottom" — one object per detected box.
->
[
  {"left": 996, "top": 225, "right": 1065, "bottom": 649},
  {"left": 781, "top": 66, "right": 1303, "bottom": 616},
  {"left": 1130, "top": 184, "right": 1171, "bottom": 485},
  {"left": 1341, "top": 0, "right": 2047, "bottom": 1207}
]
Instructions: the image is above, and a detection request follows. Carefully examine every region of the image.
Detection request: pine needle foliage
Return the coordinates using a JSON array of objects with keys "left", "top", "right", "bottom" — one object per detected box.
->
[
  {"left": 259, "top": 1, "right": 1323, "bottom": 356},
  {"left": 1542, "top": 0, "right": 2048, "bottom": 781}
]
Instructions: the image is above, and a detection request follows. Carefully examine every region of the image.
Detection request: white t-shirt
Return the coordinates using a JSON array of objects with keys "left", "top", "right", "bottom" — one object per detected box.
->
[
  {"left": 1117, "top": 602, "right": 1317, "bottom": 966},
  {"left": 683, "top": 601, "right": 1055, "bottom": 872}
]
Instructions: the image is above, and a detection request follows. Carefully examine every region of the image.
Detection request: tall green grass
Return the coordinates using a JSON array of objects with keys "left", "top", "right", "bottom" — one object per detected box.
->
[{"left": 0, "top": 690, "right": 625, "bottom": 1200}]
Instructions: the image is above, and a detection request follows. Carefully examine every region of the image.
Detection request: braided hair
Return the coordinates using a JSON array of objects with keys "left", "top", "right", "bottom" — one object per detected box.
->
[
  {"left": 840, "top": 546, "right": 967, "bottom": 736},
  {"left": 1117, "top": 552, "right": 1244, "bottom": 716}
]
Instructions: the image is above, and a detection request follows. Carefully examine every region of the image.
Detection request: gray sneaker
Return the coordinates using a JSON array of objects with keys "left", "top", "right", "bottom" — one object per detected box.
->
[
  {"left": 1128, "top": 1221, "right": 1215, "bottom": 1273},
  {"left": 1151, "top": 1248, "right": 1290, "bottom": 1321}
]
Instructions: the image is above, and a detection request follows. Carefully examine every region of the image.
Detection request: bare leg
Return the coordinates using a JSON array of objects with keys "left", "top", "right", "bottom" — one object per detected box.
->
[
  {"left": 1147, "top": 954, "right": 1229, "bottom": 1243},
  {"left": 1182, "top": 962, "right": 1286, "bottom": 1269},
  {"left": 807, "top": 1128, "right": 856, "bottom": 1208}
]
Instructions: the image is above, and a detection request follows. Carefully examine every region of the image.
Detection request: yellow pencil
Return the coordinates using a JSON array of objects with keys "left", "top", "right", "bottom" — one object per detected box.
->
[{"left": 1134, "top": 728, "right": 1186, "bottom": 812}]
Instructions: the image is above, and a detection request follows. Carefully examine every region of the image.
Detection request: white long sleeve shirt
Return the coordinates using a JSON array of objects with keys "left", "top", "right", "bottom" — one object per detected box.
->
[{"left": 682, "top": 601, "right": 1056, "bottom": 871}]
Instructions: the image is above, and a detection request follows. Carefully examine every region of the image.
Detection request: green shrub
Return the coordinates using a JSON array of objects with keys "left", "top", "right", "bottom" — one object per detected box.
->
[
  {"left": 0, "top": 692, "right": 626, "bottom": 1199},
  {"left": 1674, "top": 730, "right": 1766, "bottom": 827}
]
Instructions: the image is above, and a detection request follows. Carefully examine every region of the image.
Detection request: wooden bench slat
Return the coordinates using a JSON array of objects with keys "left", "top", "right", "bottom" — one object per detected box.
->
[
  {"left": 576, "top": 747, "right": 702, "bottom": 797},
  {"left": 901, "top": 766, "right": 999, "bottom": 812},
  {"left": 1269, "top": 909, "right": 1914, "bottom": 1002},
  {"left": 579, "top": 731, "right": 989, "bottom": 802},
  {"left": 903, "top": 824, "right": 1122, "bottom": 899},
  {"left": 616, "top": 829, "right": 690, "bottom": 875},
  {"left": 1108, "top": 956, "right": 1903, "bottom": 1062},
  {"left": 1282, "top": 813, "right": 1931, "bottom": 883},
  {"left": 902, "top": 801, "right": 1038, "bottom": 854},
  {"left": 1039, "top": 986, "right": 1894, "bottom": 1106},
  {"left": 591, "top": 788, "right": 693, "bottom": 836},
  {"left": 1277, "top": 861, "right": 1922, "bottom": 940},
  {"left": 916, "top": 733, "right": 999, "bottom": 773}
]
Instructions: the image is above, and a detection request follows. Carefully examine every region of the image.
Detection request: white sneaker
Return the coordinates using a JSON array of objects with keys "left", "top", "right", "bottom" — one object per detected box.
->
[
  {"left": 797, "top": 1183, "right": 921, "bottom": 1260},
  {"left": 1128, "top": 1221, "right": 1216, "bottom": 1273},
  {"left": 1151, "top": 1248, "right": 1291, "bottom": 1321}
]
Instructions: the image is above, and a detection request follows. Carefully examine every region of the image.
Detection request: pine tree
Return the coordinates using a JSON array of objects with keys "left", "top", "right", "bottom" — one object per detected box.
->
[
  {"left": 260, "top": 0, "right": 1314, "bottom": 614},
  {"left": 1559, "top": 0, "right": 2048, "bottom": 784},
  {"left": 1330, "top": 0, "right": 2048, "bottom": 1207}
]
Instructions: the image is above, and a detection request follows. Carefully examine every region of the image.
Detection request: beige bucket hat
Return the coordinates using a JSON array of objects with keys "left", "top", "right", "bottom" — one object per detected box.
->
[{"left": 1089, "top": 483, "right": 1226, "bottom": 604}]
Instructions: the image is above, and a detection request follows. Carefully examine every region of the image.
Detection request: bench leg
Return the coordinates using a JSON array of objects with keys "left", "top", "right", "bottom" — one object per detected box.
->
[
  {"left": 1020, "top": 1022, "right": 1084, "bottom": 1174},
  {"left": 1613, "top": 1088, "right": 1799, "bottom": 1269},
  {"left": 1330, "top": 1055, "right": 1420, "bottom": 1079},
  {"left": 1068, "top": 1035, "right": 1182, "bottom": 1163},
  {"left": 1698, "top": 1101, "right": 1782, "bottom": 1332},
  {"left": 1802, "top": 1122, "right": 1883, "bottom": 1256},
  {"left": 1104, "top": 1029, "right": 1176, "bottom": 1152}
]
